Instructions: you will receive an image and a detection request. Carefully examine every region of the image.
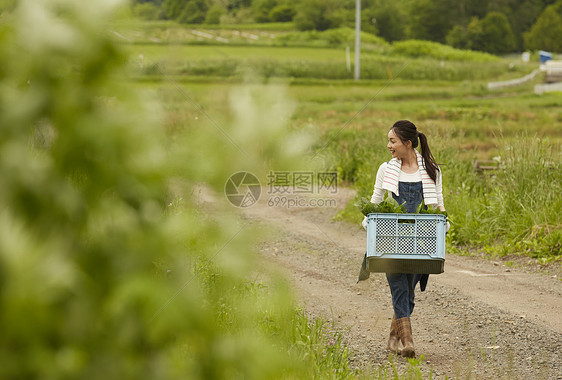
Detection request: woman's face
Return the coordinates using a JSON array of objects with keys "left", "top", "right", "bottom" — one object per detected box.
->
[{"left": 387, "top": 129, "right": 411, "bottom": 159}]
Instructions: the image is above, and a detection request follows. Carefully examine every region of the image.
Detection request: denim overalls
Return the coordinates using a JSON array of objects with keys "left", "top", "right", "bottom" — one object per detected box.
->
[{"left": 387, "top": 181, "right": 429, "bottom": 319}]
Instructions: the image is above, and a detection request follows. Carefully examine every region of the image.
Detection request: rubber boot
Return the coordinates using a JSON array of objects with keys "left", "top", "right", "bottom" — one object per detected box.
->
[
  {"left": 387, "top": 315, "right": 400, "bottom": 354},
  {"left": 396, "top": 317, "right": 415, "bottom": 358}
]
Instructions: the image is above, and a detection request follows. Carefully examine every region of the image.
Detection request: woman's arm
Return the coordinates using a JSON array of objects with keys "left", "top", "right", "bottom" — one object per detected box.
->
[
  {"left": 436, "top": 168, "right": 445, "bottom": 211},
  {"left": 436, "top": 169, "right": 449, "bottom": 231}
]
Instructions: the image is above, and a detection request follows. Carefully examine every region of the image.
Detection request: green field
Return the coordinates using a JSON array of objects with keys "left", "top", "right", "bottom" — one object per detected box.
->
[
  {"left": 126, "top": 45, "right": 350, "bottom": 61},
  {"left": 125, "top": 42, "right": 535, "bottom": 81}
]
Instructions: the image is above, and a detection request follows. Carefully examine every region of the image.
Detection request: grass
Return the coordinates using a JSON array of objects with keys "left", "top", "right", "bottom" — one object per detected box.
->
[
  {"left": 187, "top": 247, "right": 433, "bottom": 379},
  {"left": 288, "top": 309, "right": 355, "bottom": 378}
]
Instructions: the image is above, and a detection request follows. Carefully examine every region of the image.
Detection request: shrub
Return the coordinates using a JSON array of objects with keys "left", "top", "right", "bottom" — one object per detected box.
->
[
  {"left": 269, "top": 4, "right": 296, "bottom": 22},
  {"left": 252, "top": 0, "right": 277, "bottom": 23},
  {"left": 468, "top": 12, "right": 516, "bottom": 54},
  {"left": 276, "top": 27, "right": 388, "bottom": 48},
  {"left": 0, "top": 0, "right": 336, "bottom": 378},
  {"left": 204, "top": 4, "right": 226, "bottom": 24},
  {"left": 408, "top": 0, "right": 455, "bottom": 43},
  {"left": 391, "top": 40, "right": 499, "bottom": 62},
  {"left": 133, "top": 3, "right": 166, "bottom": 20},
  {"left": 177, "top": 0, "right": 207, "bottom": 24},
  {"left": 293, "top": 0, "right": 344, "bottom": 31},
  {"left": 446, "top": 25, "right": 469, "bottom": 50}
]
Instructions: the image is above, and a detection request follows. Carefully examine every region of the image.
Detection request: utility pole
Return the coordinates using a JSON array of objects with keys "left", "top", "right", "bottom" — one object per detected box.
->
[{"left": 354, "top": 0, "right": 361, "bottom": 80}]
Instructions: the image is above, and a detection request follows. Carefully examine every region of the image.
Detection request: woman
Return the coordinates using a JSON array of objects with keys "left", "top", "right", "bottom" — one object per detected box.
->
[{"left": 362, "top": 120, "right": 446, "bottom": 358}]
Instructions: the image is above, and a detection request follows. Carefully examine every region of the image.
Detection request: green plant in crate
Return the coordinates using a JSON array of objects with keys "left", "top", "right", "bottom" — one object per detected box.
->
[
  {"left": 357, "top": 195, "right": 406, "bottom": 216},
  {"left": 358, "top": 196, "right": 450, "bottom": 218},
  {"left": 416, "top": 200, "right": 448, "bottom": 217}
]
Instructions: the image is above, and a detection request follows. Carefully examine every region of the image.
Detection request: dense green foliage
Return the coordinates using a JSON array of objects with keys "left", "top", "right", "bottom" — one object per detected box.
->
[
  {"left": 275, "top": 27, "right": 388, "bottom": 48},
  {"left": 0, "top": 1, "right": 189, "bottom": 377},
  {"left": 131, "top": 0, "right": 562, "bottom": 54},
  {"left": 448, "top": 12, "right": 517, "bottom": 54},
  {"left": 525, "top": 2, "right": 562, "bottom": 52},
  {"left": 293, "top": 0, "right": 345, "bottom": 31},
  {"left": 391, "top": 40, "right": 499, "bottom": 61},
  {"left": 359, "top": 196, "right": 407, "bottom": 216},
  {"left": 408, "top": 0, "right": 456, "bottom": 44}
]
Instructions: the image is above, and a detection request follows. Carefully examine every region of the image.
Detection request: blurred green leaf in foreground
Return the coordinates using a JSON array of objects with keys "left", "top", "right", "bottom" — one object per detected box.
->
[{"left": 0, "top": 0, "right": 313, "bottom": 379}]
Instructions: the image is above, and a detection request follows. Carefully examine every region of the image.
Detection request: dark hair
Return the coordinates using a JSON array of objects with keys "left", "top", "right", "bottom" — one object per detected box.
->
[{"left": 391, "top": 120, "right": 439, "bottom": 182}]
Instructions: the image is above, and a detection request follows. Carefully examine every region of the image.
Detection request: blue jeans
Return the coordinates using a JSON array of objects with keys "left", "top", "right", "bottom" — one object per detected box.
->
[
  {"left": 388, "top": 181, "right": 428, "bottom": 318},
  {"left": 386, "top": 273, "right": 424, "bottom": 318},
  {"left": 392, "top": 181, "right": 425, "bottom": 213}
]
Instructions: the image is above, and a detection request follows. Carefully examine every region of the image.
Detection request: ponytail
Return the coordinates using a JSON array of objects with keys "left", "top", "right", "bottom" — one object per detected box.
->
[{"left": 418, "top": 132, "right": 439, "bottom": 183}]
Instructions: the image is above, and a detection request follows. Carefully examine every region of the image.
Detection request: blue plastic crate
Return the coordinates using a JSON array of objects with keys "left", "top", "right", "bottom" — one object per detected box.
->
[{"left": 365, "top": 213, "right": 446, "bottom": 274}]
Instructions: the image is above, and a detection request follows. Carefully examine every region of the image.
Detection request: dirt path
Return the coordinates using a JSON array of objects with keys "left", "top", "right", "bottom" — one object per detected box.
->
[{"left": 242, "top": 187, "right": 562, "bottom": 379}]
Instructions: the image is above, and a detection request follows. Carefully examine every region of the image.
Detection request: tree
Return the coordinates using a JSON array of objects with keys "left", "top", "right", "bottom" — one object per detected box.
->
[
  {"left": 358, "top": 6, "right": 378, "bottom": 36},
  {"left": 508, "top": 0, "right": 550, "bottom": 50},
  {"left": 178, "top": 0, "right": 207, "bottom": 23},
  {"left": 463, "top": 0, "right": 489, "bottom": 19},
  {"left": 269, "top": 4, "right": 296, "bottom": 22},
  {"left": 474, "top": 12, "right": 516, "bottom": 53},
  {"left": 463, "top": 12, "right": 516, "bottom": 54},
  {"left": 525, "top": 2, "right": 562, "bottom": 52},
  {"left": 226, "top": 0, "right": 252, "bottom": 12},
  {"left": 408, "top": 0, "right": 458, "bottom": 43},
  {"left": 466, "top": 16, "right": 485, "bottom": 50},
  {"left": 368, "top": 1, "right": 406, "bottom": 42},
  {"left": 163, "top": 0, "right": 207, "bottom": 23},
  {"left": 446, "top": 24, "right": 470, "bottom": 49},
  {"left": 293, "top": 0, "right": 344, "bottom": 31},
  {"left": 252, "top": 0, "right": 277, "bottom": 22},
  {"left": 205, "top": 3, "right": 226, "bottom": 24},
  {"left": 133, "top": 2, "right": 166, "bottom": 20},
  {"left": 162, "top": 0, "right": 183, "bottom": 19}
]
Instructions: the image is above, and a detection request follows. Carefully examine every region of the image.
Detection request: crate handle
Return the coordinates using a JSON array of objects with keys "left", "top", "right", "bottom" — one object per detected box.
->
[{"left": 397, "top": 218, "right": 415, "bottom": 224}]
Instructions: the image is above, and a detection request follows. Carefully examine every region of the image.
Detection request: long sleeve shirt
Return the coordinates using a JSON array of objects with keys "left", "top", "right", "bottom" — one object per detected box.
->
[{"left": 370, "top": 162, "right": 444, "bottom": 207}]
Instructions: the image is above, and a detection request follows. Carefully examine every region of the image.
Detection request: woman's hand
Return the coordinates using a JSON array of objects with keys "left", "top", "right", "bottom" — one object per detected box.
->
[{"left": 439, "top": 206, "right": 450, "bottom": 232}]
